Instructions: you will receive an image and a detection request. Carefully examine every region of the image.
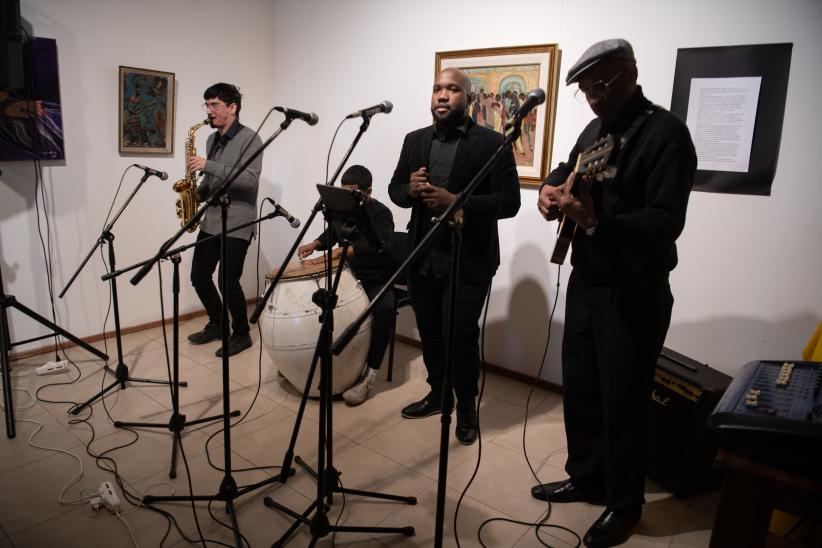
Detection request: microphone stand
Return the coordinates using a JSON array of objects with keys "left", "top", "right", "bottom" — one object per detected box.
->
[
  {"left": 104, "top": 211, "right": 285, "bottom": 479},
  {"left": 248, "top": 115, "right": 374, "bottom": 478},
  {"left": 249, "top": 115, "right": 371, "bottom": 326},
  {"left": 262, "top": 184, "right": 415, "bottom": 547},
  {"left": 331, "top": 120, "right": 524, "bottom": 548},
  {"left": 130, "top": 115, "right": 299, "bottom": 548},
  {"left": 59, "top": 170, "right": 179, "bottom": 417},
  {"left": 1, "top": 265, "right": 108, "bottom": 438}
]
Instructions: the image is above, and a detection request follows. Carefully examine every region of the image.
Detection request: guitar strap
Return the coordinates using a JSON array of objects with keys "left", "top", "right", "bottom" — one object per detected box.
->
[{"left": 616, "top": 103, "right": 663, "bottom": 158}]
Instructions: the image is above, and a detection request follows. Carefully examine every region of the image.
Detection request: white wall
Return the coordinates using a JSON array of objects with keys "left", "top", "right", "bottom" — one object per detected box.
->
[
  {"left": 265, "top": 0, "right": 822, "bottom": 381},
  {"left": 3, "top": 0, "right": 821, "bottom": 383},
  {"left": 2, "top": 0, "right": 278, "bottom": 350}
]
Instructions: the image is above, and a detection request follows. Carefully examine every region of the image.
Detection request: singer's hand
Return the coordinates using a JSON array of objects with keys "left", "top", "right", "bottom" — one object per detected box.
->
[
  {"left": 421, "top": 183, "right": 456, "bottom": 211},
  {"left": 187, "top": 155, "right": 206, "bottom": 174},
  {"left": 297, "top": 240, "right": 321, "bottom": 260},
  {"left": 408, "top": 167, "right": 429, "bottom": 198}
]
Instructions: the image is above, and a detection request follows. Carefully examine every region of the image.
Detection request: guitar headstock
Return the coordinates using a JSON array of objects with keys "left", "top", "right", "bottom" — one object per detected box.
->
[{"left": 577, "top": 134, "right": 618, "bottom": 181}]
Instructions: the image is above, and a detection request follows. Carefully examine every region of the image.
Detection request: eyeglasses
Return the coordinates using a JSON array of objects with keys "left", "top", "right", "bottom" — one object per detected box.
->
[
  {"left": 202, "top": 101, "right": 227, "bottom": 112},
  {"left": 573, "top": 70, "right": 624, "bottom": 103}
]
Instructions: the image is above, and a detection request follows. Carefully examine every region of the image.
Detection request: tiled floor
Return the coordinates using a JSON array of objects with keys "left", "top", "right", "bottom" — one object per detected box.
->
[{"left": 0, "top": 318, "right": 718, "bottom": 547}]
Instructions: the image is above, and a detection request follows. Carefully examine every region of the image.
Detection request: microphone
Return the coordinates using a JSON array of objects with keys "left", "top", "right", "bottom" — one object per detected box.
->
[
  {"left": 504, "top": 88, "right": 546, "bottom": 129},
  {"left": 265, "top": 197, "right": 300, "bottom": 228},
  {"left": 345, "top": 100, "right": 393, "bottom": 119},
  {"left": 133, "top": 164, "right": 168, "bottom": 180},
  {"left": 274, "top": 106, "right": 319, "bottom": 126}
]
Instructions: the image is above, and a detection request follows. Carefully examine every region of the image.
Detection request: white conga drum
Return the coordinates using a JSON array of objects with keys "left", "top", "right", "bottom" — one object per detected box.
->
[{"left": 260, "top": 256, "right": 372, "bottom": 397}]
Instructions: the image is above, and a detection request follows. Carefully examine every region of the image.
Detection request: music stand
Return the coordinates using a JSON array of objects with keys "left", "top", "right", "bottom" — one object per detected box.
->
[{"left": 263, "top": 184, "right": 415, "bottom": 546}]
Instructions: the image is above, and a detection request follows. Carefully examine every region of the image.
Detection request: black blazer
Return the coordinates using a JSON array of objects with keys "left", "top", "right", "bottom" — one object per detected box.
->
[{"left": 389, "top": 119, "right": 520, "bottom": 280}]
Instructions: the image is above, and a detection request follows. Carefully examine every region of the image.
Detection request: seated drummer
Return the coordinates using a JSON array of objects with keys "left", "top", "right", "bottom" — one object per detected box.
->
[{"left": 297, "top": 165, "right": 395, "bottom": 405}]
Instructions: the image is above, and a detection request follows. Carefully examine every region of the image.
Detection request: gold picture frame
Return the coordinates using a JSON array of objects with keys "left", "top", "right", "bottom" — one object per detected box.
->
[
  {"left": 436, "top": 44, "right": 561, "bottom": 186},
  {"left": 118, "top": 65, "right": 175, "bottom": 154}
]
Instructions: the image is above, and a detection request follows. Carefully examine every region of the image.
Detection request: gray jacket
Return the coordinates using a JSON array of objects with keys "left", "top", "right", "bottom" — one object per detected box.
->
[{"left": 197, "top": 122, "right": 263, "bottom": 241}]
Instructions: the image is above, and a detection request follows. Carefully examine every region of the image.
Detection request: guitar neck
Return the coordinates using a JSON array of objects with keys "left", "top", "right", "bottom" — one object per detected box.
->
[{"left": 548, "top": 134, "right": 617, "bottom": 266}]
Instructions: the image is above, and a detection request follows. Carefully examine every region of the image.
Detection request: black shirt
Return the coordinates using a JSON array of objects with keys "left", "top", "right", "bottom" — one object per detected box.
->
[
  {"left": 417, "top": 118, "right": 469, "bottom": 278},
  {"left": 207, "top": 118, "right": 241, "bottom": 160}
]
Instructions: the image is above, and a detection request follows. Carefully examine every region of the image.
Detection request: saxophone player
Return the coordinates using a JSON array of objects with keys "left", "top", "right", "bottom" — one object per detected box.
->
[{"left": 186, "top": 83, "right": 262, "bottom": 357}]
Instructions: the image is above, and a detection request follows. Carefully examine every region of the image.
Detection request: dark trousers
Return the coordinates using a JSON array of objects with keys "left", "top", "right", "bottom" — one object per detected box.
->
[
  {"left": 407, "top": 270, "right": 490, "bottom": 402},
  {"left": 561, "top": 270, "right": 673, "bottom": 510},
  {"left": 190, "top": 231, "right": 250, "bottom": 335},
  {"left": 362, "top": 282, "right": 395, "bottom": 371}
]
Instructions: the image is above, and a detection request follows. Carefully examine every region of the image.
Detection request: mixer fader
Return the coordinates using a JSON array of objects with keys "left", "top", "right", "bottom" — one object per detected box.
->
[{"left": 709, "top": 360, "right": 822, "bottom": 440}]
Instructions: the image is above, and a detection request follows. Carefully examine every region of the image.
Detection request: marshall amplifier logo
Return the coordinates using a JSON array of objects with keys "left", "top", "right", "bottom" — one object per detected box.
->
[{"left": 651, "top": 389, "right": 670, "bottom": 407}]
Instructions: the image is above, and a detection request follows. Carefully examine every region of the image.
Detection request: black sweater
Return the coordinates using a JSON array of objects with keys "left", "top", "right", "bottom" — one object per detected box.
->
[{"left": 544, "top": 87, "right": 696, "bottom": 286}]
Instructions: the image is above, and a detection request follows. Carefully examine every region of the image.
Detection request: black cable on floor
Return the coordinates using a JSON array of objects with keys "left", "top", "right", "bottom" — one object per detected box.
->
[
  {"left": 454, "top": 279, "right": 492, "bottom": 547},
  {"left": 473, "top": 265, "right": 582, "bottom": 547}
]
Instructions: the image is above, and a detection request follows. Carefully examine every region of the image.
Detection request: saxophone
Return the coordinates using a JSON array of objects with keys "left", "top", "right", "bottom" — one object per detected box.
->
[{"left": 173, "top": 119, "right": 210, "bottom": 232}]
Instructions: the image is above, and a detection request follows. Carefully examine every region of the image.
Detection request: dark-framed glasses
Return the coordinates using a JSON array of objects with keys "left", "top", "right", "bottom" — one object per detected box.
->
[
  {"left": 202, "top": 101, "right": 226, "bottom": 112},
  {"left": 573, "top": 70, "right": 624, "bottom": 103}
]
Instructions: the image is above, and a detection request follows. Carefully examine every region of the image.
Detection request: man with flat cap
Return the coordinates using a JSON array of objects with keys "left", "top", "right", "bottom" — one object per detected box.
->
[{"left": 534, "top": 39, "right": 696, "bottom": 547}]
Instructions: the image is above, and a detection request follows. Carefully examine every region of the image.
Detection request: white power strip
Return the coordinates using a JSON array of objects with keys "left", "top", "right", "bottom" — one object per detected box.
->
[
  {"left": 99, "top": 481, "right": 121, "bottom": 511},
  {"left": 35, "top": 360, "right": 69, "bottom": 375}
]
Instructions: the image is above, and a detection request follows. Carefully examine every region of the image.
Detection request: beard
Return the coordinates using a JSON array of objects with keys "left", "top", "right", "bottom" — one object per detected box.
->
[{"left": 430, "top": 104, "right": 467, "bottom": 126}]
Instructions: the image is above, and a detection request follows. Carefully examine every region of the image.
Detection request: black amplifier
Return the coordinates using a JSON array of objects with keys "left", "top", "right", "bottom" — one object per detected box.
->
[{"left": 646, "top": 347, "right": 732, "bottom": 498}]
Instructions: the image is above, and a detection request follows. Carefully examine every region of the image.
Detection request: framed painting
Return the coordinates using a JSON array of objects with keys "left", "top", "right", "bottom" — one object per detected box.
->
[
  {"left": 0, "top": 37, "right": 65, "bottom": 161},
  {"left": 118, "top": 65, "right": 174, "bottom": 154},
  {"left": 436, "top": 44, "right": 561, "bottom": 186}
]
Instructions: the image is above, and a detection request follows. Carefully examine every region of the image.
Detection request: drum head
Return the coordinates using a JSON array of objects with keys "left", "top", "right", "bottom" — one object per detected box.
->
[{"left": 267, "top": 255, "right": 342, "bottom": 281}]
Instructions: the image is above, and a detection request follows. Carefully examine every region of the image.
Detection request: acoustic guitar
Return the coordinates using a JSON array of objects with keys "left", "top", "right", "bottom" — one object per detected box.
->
[{"left": 550, "top": 134, "right": 619, "bottom": 265}]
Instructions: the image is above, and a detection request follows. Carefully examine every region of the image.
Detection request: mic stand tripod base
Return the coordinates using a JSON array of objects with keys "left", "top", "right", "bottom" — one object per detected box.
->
[
  {"left": 111, "top": 254, "right": 229, "bottom": 479},
  {"left": 69, "top": 231, "right": 185, "bottom": 417},
  {"left": 113, "top": 409, "right": 241, "bottom": 479}
]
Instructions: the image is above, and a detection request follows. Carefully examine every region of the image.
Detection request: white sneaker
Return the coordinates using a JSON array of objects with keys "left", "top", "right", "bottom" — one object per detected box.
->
[{"left": 342, "top": 374, "right": 376, "bottom": 406}]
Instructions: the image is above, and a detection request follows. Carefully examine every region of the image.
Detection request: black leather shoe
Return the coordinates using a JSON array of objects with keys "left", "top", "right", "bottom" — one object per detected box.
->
[
  {"left": 187, "top": 322, "right": 221, "bottom": 345},
  {"left": 583, "top": 505, "right": 642, "bottom": 547},
  {"left": 455, "top": 399, "right": 478, "bottom": 445},
  {"left": 215, "top": 332, "right": 253, "bottom": 357},
  {"left": 530, "top": 479, "right": 605, "bottom": 504},
  {"left": 401, "top": 391, "right": 450, "bottom": 419}
]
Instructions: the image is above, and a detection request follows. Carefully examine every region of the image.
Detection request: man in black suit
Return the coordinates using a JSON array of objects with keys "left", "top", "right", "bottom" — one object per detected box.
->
[{"left": 388, "top": 67, "right": 520, "bottom": 445}]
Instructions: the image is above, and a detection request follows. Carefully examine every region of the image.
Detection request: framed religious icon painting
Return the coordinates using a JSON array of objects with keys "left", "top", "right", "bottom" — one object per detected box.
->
[
  {"left": 118, "top": 66, "right": 175, "bottom": 154},
  {"left": 436, "top": 44, "right": 561, "bottom": 186}
]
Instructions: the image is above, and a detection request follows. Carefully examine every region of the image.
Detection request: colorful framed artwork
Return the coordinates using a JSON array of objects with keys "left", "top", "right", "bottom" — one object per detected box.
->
[
  {"left": 0, "top": 37, "right": 65, "bottom": 161},
  {"left": 118, "top": 65, "right": 174, "bottom": 154},
  {"left": 436, "top": 44, "right": 561, "bottom": 186}
]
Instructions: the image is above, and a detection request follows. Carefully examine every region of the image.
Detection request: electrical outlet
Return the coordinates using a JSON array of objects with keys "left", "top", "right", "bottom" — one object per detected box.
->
[
  {"left": 35, "top": 360, "right": 69, "bottom": 375},
  {"left": 98, "top": 481, "right": 121, "bottom": 511}
]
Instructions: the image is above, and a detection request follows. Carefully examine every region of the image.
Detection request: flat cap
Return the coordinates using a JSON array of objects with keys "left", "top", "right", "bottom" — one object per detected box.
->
[{"left": 566, "top": 38, "right": 635, "bottom": 85}]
